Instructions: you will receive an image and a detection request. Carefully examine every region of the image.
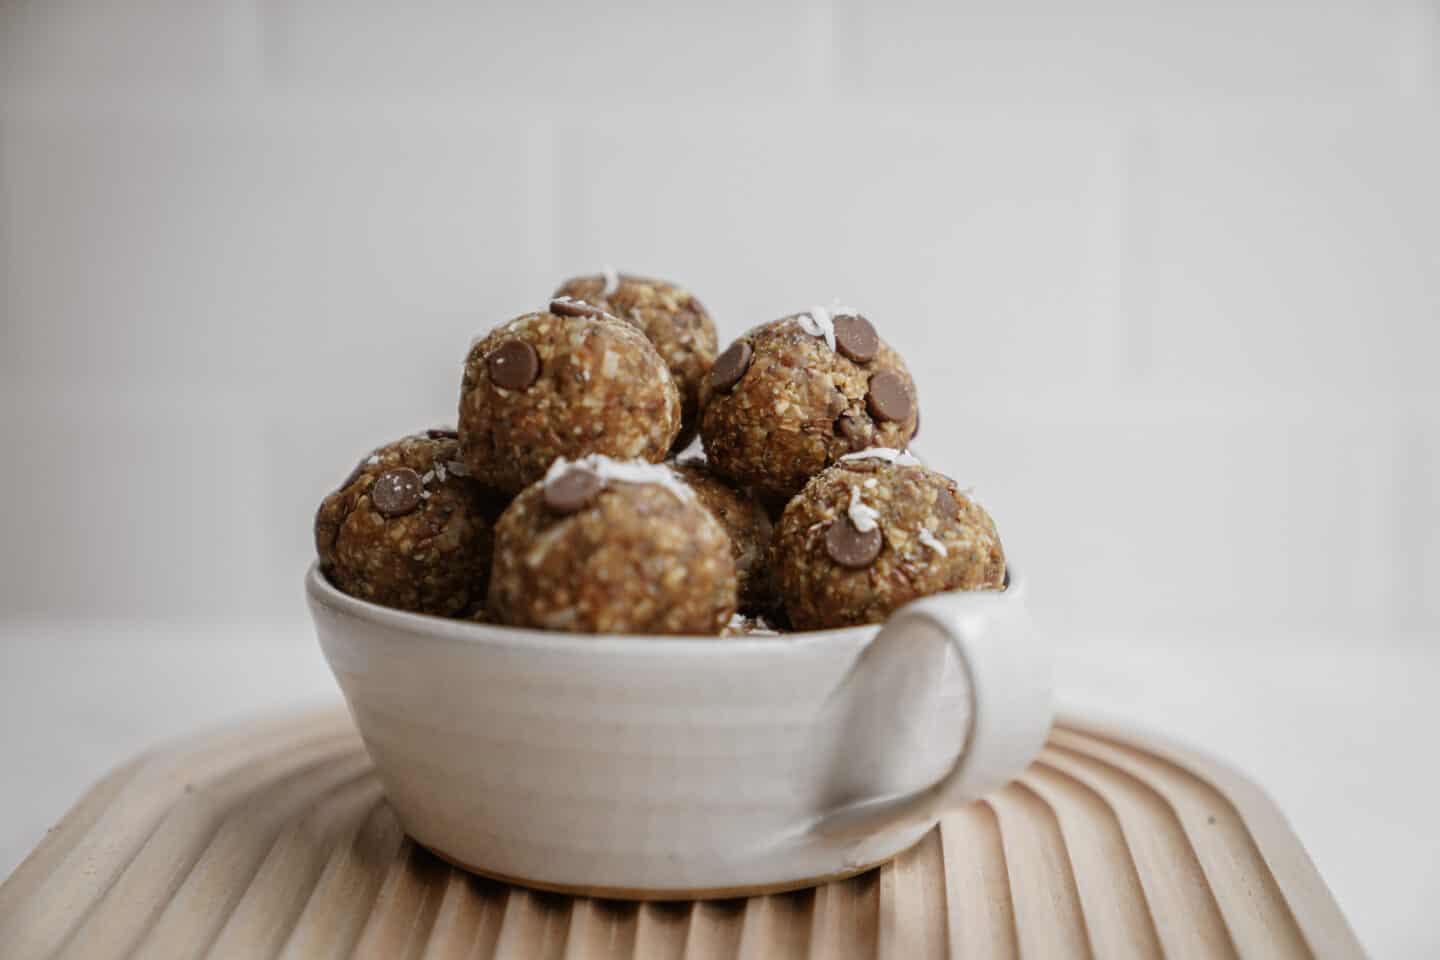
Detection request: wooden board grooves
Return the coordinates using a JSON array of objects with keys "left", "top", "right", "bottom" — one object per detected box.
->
[
  {"left": 55, "top": 737, "right": 365, "bottom": 960},
  {"left": 1055, "top": 728, "right": 1311, "bottom": 954},
  {"left": 0, "top": 759, "right": 144, "bottom": 924},
  {"left": 279, "top": 796, "right": 405, "bottom": 959},
  {"left": 938, "top": 799, "right": 1019, "bottom": 955},
  {"left": 1042, "top": 742, "right": 1237, "bottom": 959},
  {"left": 0, "top": 712, "right": 1363, "bottom": 959},
  {"left": 4, "top": 717, "right": 359, "bottom": 960},
  {"left": 986, "top": 780, "right": 1092, "bottom": 958},
  {"left": 1023, "top": 762, "right": 1162, "bottom": 958}
]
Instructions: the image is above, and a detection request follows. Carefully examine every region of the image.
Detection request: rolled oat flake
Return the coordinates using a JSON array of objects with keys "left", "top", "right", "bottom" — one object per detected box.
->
[
  {"left": 372, "top": 468, "right": 423, "bottom": 518},
  {"left": 544, "top": 467, "right": 604, "bottom": 514},
  {"left": 709, "top": 340, "right": 753, "bottom": 392},
  {"left": 487, "top": 339, "right": 540, "bottom": 391},
  {"left": 825, "top": 517, "right": 883, "bottom": 568},
  {"left": 835, "top": 413, "right": 873, "bottom": 450}
]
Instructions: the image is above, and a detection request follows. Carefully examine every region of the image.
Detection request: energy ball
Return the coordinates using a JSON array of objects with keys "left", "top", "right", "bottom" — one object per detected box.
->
[
  {"left": 487, "top": 455, "right": 737, "bottom": 634},
  {"left": 554, "top": 270, "right": 718, "bottom": 450},
  {"left": 699, "top": 308, "right": 918, "bottom": 499},
  {"left": 315, "top": 429, "right": 495, "bottom": 617},
  {"left": 459, "top": 302, "right": 681, "bottom": 493},
  {"left": 671, "top": 460, "right": 776, "bottom": 613},
  {"left": 772, "top": 451, "right": 1005, "bottom": 630}
]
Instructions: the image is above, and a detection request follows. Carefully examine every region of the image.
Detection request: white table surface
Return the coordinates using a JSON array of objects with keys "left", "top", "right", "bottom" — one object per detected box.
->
[{"left": 1, "top": 621, "right": 1435, "bottom": 957}]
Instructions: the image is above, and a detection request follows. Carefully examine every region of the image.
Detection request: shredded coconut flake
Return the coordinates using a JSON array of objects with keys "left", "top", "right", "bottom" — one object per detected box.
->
[
  {"left": 434, "top": 462, "right": 447, "bottom": 482},
  {"left": 917, "top": 527, "right": 948, "bottom": 557},
  {"left": 544, "top": 453, "right": 694, "bottom": 503},
  {"left": 446, "top": 459, "right": 469, "bottom": 477},
  {"left": 797, "top": 305, "right": 836, "bottom": 352},
  {"left": 847, "top": 486, "right": 881, "bottom": 533},
  {"left": 601, "top": 265, "right": 620, "bottom": 296},
  {"left": 421, "top": 469, "right": 435, "bottom": 485},
  {"left": 727, "top": 612, "right": 781, "bottom": 636},
  {"left": 366, "top": 454, "right": 381, "bottom": 466},
  {"left": 839, "top": 447, "right": 922, "bottom": 467},
  {"left": 863, "top": 478, "right": 878, "bottom": 489}
]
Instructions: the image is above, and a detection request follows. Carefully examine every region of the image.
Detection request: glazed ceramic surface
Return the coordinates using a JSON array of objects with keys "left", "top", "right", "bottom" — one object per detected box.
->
[{"left": 307, "top": 563, "right": 1051, "bottom": 898}]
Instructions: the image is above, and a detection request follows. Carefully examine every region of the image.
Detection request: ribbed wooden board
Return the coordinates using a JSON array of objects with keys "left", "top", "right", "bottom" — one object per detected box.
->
[{"left": 0, "top": 708, "right": 1362, "bottom": 959}]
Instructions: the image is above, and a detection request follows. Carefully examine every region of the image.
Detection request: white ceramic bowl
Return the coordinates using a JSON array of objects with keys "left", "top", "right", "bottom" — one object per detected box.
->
[{"left": 307, "top": 564, "right": 1052, "bottom": 899}]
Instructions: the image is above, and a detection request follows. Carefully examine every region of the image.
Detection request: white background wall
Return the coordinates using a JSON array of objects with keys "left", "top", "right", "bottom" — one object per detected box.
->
[{"left": 2, "top": 1, "right": 1438, "bottom": 637}]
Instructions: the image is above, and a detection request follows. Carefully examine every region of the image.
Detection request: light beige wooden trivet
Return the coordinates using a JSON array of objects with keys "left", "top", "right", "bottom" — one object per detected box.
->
[{"left": 0, "top": 708, "right": 1362, "bottom": 958}]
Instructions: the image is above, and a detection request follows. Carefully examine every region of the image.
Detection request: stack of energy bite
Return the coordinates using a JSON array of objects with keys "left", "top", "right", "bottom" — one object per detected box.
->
[{"left": 315, "top": 271, "right": 1006, "bottom": 635}]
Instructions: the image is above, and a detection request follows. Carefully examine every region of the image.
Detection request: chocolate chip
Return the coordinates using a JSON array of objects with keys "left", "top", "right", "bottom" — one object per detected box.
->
[
  {"left": 866, "top": 371, "right": 913, "bottom": 423},
  {"left": 825, "top": 518, "right": 883, "bottom": 568},
  {"left": 933, "top": 487, "right": 958, "bottom": 520},
  {"left": 833, "top": 313, "right": 878, "bottom": 363},
  {"left": 487, "top": 340, "right": 539, "bottom": 391},
  {"left": 550, "top": 296, "right": 607, "bottom": 319},
  {"left": 544, "top": 467, "right": 604, "bottom": 514},
  {"left": 836, "top": 413, "right": 873, "bottom": 450},
  {"left": 709, "top": 340, "right": 753, "bottom": 392},
  {"left": 426, "top": 428, "right": 458, "bottom": 440},
  {"left": 372, "top": 468, "right": 423, "bottom": 518}
]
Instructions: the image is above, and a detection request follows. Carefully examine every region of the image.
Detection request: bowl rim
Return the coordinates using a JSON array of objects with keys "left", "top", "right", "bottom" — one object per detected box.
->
[{"left": 305, "top": 561, "right": 1021, "bottom": 654}]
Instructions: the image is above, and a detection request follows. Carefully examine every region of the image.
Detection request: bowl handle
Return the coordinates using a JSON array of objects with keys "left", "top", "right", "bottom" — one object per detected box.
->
[{"left": 806, "top": 586, "right": 1053, "bottom": 842}]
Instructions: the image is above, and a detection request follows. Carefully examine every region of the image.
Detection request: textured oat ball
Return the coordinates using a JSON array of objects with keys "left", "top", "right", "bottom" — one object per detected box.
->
[
  {"left": 699, "top": 309, "right": 918, "bottom": 499},
  {"left": 554, "top": 271, "right": 717, "bottom": 451},
  {"left": 671, "top": 461, "right": 776, "bottom": 613},
  {"left": 487, "top": 456, "right": 737, "bottom": 634},
  {"left": 459, "top": 303, "right": 681, "bottom": 494},
  {"left": 772, "top": 454, "right": 1005, "bottom": 630},
  {"left": 315, "top": 430, "right": 495, "bottom": 617}
]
